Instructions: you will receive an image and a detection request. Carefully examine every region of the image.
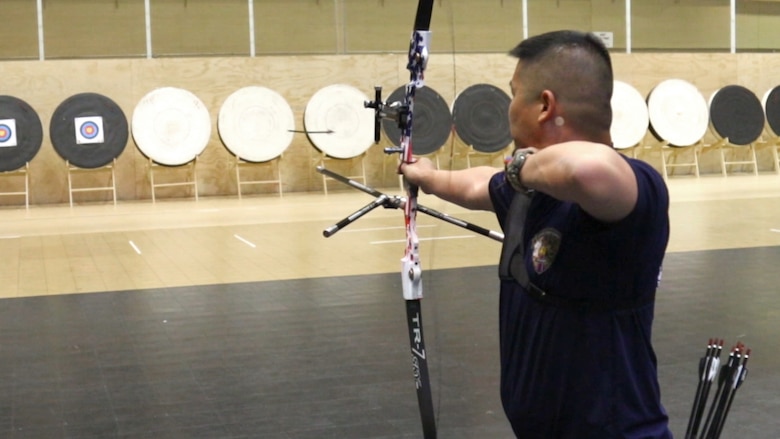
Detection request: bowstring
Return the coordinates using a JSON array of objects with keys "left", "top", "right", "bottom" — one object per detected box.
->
[{"left": 423, "top": 0, "right": 458, "bottom": 428}]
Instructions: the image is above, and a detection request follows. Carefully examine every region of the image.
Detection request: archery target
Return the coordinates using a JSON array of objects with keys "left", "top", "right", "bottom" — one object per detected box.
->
[
  {"left": 708, "top": 85, "right": 764, "bottom": 146},
  {"left": 0, "top": 96, "right": 43, "bottom": 172},
  {"left": 763, "top": 85, "right": 780, "bottom": 137},
  {"left": 304, "top": 84, "right": 374, "bottom": 159},
  {"left": 452, "top": 84, "right": 513, "bottom": 153},
  {"left": 610, "top": 81, "right": 649, "bottom": 149},
  {"left": 132, "top": 87, "right": 211, "bottom": 166},
  {"left": 50, "top": 93, "right": 129, "bottom": 169},
  {"left": 218, "top": 86, "right": 294, "bottom": 162},
  {"left": 382, "top": 85, "right": 452, "bottom": 156},
  {"left": 0, "top": 119, "right": 17, "bottom": 147},
  {"left": 75, "top": 116, "right": 105, "bottom": 144},
  {"left": 647, "top": 79, "right": 709, "bottom": 147}
]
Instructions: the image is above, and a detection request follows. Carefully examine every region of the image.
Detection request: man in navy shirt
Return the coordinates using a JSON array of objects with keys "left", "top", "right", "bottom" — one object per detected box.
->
[{"left": 400, "top": 30, "right": 672, "bottom": 438}]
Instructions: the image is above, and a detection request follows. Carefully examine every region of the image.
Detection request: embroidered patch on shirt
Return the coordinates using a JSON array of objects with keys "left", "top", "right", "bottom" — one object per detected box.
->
[{"left": 531, "top": 228, "right": 562, "bottom": 274}]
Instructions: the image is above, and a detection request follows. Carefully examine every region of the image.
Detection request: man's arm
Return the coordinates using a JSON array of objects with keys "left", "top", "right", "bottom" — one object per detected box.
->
[
  {"left": 519, "top": 141, "right": 638, "bottom": 222},
  {"left": 400, "top": 158, "right": 500, "bottom": 211}
]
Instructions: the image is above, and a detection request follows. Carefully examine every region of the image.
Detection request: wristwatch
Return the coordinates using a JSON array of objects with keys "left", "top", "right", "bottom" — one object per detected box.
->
[{"left": 504, "top": 149, "right": 533, "bottom": 193}]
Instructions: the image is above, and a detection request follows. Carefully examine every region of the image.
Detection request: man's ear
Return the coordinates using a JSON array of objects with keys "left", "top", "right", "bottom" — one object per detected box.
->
[{"left": 538, "top": 90, "right": 556, "bottom": 123}]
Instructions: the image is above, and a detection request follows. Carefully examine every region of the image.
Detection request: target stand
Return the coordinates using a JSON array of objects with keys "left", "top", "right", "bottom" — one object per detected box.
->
[
  {"left": 452, "top": 142, "right": 510, "bottom": 169},
  {"left": 147, "top": 157, "right": 199, "bottom": 203},
  {"left": 235, "top": 154, "right": 283, "bottom": 198},
  {"left": 712, "top": 139, "right": 759, "bottom": 177},
  {"left": 0, "top": 163, "right": 31, "bottom": 209},
  {"left": 66, "top": 159, "right": 117, "bottom": 207},
  {"left": 771, "top": 139, "right": 780, "bottom": 174},
  {"left": 653, "top": 138, "right": 708, "bottom": 179}
]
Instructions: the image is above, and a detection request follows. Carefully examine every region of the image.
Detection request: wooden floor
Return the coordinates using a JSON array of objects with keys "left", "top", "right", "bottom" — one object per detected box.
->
[
  {"left": 1, "top": 172, "right": 780, "bottom": 438},
  {"left": 2, "top": 173, "right": 780, "bottom": 299}
]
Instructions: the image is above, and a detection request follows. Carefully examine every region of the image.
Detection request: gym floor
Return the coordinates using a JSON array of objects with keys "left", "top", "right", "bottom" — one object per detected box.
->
[{"left": 1, "top": 173, "right": 779, "bottom": 438}]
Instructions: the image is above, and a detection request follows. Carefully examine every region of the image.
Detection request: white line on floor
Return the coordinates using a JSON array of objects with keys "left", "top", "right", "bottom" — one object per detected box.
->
[
  {"left": 129, "top": 241, "right": 142, "bottom": 254},
  {"left": 234, "top": 234, "right": 257, "bottom": 248},
  {"left": 371, "top": 235, "right": 475, "bottom": 245},
  {"left": 771, "top": 229, "right": 780, "bottom": 233}
]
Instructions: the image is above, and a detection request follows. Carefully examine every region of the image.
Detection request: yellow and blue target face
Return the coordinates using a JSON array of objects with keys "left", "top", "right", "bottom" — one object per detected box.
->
[
  {"left": 0, "top": 119, "right": 18, "bottom": 147},
  {"left": 74, "top": 116, "right": 104, "bottom": 144}
]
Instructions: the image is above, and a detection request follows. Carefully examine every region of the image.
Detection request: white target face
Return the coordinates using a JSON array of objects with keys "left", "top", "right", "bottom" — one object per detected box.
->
[
  {"left": 0, "top": 119, "right": 18, "bottom": 148},
  {"left": 304, "top": 84, "right": 374, "bottom": 159},
  {"left": 218, "top": 86, "right": 294, "bottom": 162},
  {"left": 763, "top": 87, "right": 780, "bottom": 137},
  {"left": 132, "top": 87, "right": 212, "bottom": 166},
  {"left": 610, "top": 81, "right": 649, "bottom": 149},
  {"left": 647, "top": 79, "right": 709, "bottom": 147}
]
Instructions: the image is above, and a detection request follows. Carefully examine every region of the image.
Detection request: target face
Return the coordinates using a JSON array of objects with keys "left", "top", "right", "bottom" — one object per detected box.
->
[
  {"left": 75, "top": 116, "right": 105, "bottom": 144},
  {"left": 647, "top": 79, "right": 709, "bottom": 147},
  {"left": 0, "top": 119, "right": 17, "bottom": 147},
  {"left": 452, "top": 84, "right": 513, "bottom": 153},
  {"left": 132, "top": 87, "right": 212, "bottom": 166},
  {"left": 304, "top": 84, "right": 374, "bottom": 159},
  {"left": 709, "top": 85, "right": 764, "bottom": 146},
  {"left": 218, "top": 86, "right": 294, "bottom": 162},
  {"left": 610, "top": 81, "right": 649, "bottom": 149}
]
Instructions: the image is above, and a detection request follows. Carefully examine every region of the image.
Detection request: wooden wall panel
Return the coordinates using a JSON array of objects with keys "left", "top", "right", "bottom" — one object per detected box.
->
[{"left": 2, "top": 52, "right": 780, "bottom": 207}]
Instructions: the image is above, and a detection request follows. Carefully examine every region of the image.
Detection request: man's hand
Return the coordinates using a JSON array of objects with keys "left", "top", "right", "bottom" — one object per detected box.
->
[{"left": 399, "top": 157, "right": 437, "bottom": 193}]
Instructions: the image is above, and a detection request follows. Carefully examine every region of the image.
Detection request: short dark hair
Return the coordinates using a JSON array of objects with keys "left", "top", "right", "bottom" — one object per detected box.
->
[{"left": 509, "top": 30, "right": 613, "bottom": 138}]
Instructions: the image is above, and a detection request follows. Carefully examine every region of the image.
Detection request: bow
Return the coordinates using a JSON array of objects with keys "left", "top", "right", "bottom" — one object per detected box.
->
[
  {"left": 392, "top": 2, "right": 436, "bottom": 437},
  {"left": 363, "top": 1, "right": 436, "bottom": 436},
  {"left": 319, "top": 1, "right": 500, "bottom": 436}
]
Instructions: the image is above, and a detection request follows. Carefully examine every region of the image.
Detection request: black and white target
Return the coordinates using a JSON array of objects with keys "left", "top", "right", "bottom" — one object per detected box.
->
[
  {"left": 382, "top": 86, "right": 452, "bottom": 156},
  {"left": 610, "top": 81, "right": 649, "bottom": 149},
  {"left": 132, "top": 87, "right": 211, "bottom": 166},
  {"left": 762, "top": 85, "right": 780, "bottom": 137},
  {"left": 709, "top": 85, "right": 764, "bottom": 146},
  {"left": 304, "top": 84, "right": 374, "bottom": 159},
  {"left": 49, "top": 93, "right": 128, "bottom": 169},
  {"left": 218, "top": 86, "right": 294, "bottom": 163},
  {"left": 452, "top": 84, "right": 513, "bottom": 153},
  {"left": 0, "top": 95, "right": 43, "bottom": 172},
  {"left": 647, "top": 79, "right": 709, "bottom": 147}
]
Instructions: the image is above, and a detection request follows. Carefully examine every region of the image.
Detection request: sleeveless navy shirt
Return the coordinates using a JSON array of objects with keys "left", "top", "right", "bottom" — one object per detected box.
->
[{"left": 489, "top": 157, "right": 673, "bottom": 438}]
